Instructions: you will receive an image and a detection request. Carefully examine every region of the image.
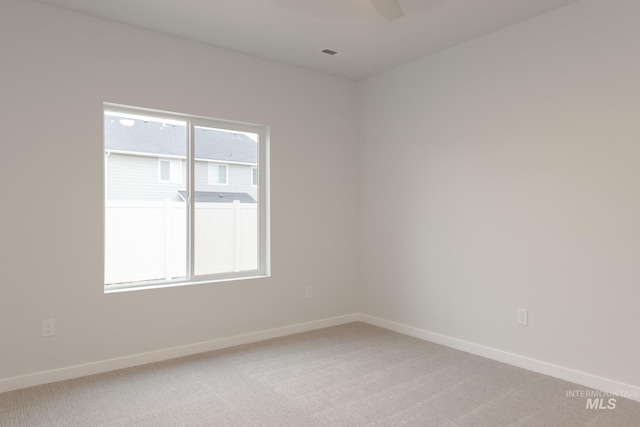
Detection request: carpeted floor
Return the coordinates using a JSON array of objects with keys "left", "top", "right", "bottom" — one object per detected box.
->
[{"left": 1, "top": 322, "right": 639, "bottom": 426}]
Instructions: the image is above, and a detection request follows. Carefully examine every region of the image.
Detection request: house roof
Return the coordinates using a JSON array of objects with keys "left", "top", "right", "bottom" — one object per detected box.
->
[
  {"left": 104, "top": 114, "right": 258, "bottom": 164},
  {"left": 178, "top": 191, "right": 256, "bottom": 204}
]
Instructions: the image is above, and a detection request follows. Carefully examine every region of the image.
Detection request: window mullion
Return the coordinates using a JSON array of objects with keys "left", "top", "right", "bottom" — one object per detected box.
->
[{"left": 187, "top": 121, "right": 195, "bottom": 280}]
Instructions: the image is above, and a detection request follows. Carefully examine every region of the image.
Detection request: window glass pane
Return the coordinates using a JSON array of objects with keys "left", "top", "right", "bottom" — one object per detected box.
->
[
  {"left": 193, "top": 126, "right": 259, "bottom": 276},
  {"left": 160, "top": 160, "right": 170, "bottom": 181},
  {"left": 219, "top": 165, "right": 227, "bottom": 184},
  {"left": 104, "top": 112, "right": 187, "bottom": 286}
]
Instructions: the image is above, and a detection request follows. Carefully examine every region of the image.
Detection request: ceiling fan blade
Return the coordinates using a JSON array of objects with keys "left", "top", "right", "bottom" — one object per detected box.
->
[{"left": 370, "top": 0, "right": 404, "bottom": 21}]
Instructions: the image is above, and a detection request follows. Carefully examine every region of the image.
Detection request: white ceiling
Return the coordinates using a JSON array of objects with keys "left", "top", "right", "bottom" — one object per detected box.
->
[{"left": 32, "top": 0, "right": 581, "bottom": 80}]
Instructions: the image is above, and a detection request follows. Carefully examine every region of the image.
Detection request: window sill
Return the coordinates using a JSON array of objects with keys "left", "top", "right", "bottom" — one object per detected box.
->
[{"left": 104, "top": 273, "right": 269, "bottom": 294}]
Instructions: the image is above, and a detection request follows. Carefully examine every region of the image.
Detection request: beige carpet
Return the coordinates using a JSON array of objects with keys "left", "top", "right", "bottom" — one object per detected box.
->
[{"left": 1, "top": 322, "right": 639, "bottom": 426}]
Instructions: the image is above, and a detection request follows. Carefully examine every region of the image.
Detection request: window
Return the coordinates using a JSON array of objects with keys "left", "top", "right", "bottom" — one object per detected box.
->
[
  {"left": 252, "top": 167, "right": 258, "bottom": 186},
  {"left": 208, "top": 163, "right": 228, "bottom": 185},
  {"left": 104, "top": 104, "right": 269, "bottom": 291},
  {"left": 159, "top": 159, "right": 182, "bottom": 183}
]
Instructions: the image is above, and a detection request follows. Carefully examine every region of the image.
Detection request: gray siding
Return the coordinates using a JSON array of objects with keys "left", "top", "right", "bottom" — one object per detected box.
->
[{"left": 106, "top": 153, "right": 256, "bottom": 201}]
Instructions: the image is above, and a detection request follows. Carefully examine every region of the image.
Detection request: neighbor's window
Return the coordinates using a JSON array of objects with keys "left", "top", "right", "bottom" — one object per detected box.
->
[
  {"left": 159, "top": 159, "right": 182, "bottom": 183},
  {"left": 103, "top": 104, "right": 269, "bottom": 291},
  {"left": 208, "top": 163, "right": 228, "bottom": 185}
]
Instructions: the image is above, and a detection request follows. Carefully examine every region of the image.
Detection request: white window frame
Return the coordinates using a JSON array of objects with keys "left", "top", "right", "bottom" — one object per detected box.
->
[
  {"left": 104, "top": 103, "right": 270, "bottom": 292},
  {"left": 159, "top": 158, "right": 182, "bottom": 183},
  {"left": 252, "top": 167, "right": 258, "bottom": 186},
  {"left": 208, "top": 162, "right": 228, "bottom": 185}
]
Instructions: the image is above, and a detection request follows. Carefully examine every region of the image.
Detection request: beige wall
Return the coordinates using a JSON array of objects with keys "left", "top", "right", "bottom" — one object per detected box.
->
[
  {"left": 0, "top": 0, "right": 359, "bottom": 380},
  {"left": 358, "top": 0, "right": 640, "bottom": 387}
]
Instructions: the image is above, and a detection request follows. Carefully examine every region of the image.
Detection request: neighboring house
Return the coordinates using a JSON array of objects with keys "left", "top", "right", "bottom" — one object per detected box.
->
[{"left": 104, "top": 113, "right": 258, "bottom": 203}]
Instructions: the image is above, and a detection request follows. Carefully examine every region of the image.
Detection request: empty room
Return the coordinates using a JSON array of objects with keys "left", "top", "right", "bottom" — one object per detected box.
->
[{"left": 1, "top": 0, "right": 639, "bottom": 425}]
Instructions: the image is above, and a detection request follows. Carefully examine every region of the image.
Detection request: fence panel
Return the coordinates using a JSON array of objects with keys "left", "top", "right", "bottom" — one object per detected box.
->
[{"left": 105, "top": 201, "right": 257, "bottom": 285}]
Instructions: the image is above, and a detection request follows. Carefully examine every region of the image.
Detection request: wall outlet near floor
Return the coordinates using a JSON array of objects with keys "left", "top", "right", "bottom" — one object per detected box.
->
[
  {"left": 42, "top": 318, "right": 56, "bottom": 337},
  {"left": 305, "top": 286, "right": 313, "bottom": 299},
  {"left": 517, "top": 308, "right": 528, "bottom": 326}
]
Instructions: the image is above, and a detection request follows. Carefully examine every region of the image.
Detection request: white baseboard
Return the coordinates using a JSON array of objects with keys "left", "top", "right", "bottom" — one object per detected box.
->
[
  {"left": 0, "top": 313, "right": 359, "bottom": 394},
  {"left": 4, "top": 312, "right": 638, "bottom": 403},
  {"left": 358, "top": 313, "right": 640, "bottom": 402}
]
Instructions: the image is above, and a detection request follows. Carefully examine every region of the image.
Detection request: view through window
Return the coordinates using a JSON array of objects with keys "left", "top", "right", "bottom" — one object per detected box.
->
[{"left": 104, "top": 105, "right": 269, "bottom": 290}]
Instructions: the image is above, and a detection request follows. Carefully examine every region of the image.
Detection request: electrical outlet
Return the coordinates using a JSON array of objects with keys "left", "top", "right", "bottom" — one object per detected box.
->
[
  {"left": 305, "top": 286, "right": 312, "bottom": 299},
  {"left": 517, "top": 308, "right": 528, "bottom": 326},
  {"left": 42, "top": 318, "right": 56, "bottom": 337}
]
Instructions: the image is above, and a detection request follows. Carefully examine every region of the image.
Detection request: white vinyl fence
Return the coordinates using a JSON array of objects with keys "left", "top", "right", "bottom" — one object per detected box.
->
[{"left": 105, "top": 201, "right": 257, "bottom": 285}]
